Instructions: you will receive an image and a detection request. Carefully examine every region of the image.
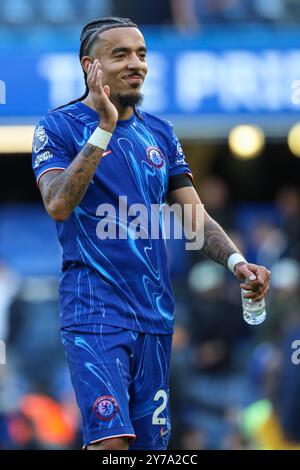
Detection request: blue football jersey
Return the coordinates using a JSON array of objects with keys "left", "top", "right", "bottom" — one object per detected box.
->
[{"left": 32, "top": 102, "right": 192, "bottom": 334}]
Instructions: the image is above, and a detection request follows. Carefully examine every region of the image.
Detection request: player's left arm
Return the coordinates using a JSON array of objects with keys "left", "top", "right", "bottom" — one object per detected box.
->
[{"left": 167, "top": 184, "right": 271, "bottom": 301}]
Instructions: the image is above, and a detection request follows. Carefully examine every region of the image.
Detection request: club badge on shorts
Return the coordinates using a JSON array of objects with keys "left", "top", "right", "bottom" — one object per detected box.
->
[
  {"left": 93, "top": 395, "right": 119, "bottom": 421},
  {"left": 146, "top": 146, "right": 164, "bottom": 168}
]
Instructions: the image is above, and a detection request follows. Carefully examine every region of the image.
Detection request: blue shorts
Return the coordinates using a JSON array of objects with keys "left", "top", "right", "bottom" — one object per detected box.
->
[{"left": 61, "top": 325, "right": 172, "bottom": 450}]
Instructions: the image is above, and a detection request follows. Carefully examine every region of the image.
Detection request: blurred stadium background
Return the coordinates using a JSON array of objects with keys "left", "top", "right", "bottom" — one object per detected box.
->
[{"left": 1, "top": 0, "right": 300, "bottom": 450}]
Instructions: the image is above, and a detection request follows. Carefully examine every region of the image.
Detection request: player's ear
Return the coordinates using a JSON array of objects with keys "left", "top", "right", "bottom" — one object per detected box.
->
[{"left": 81, "top": 56, "right": 94, "bottom": 74}]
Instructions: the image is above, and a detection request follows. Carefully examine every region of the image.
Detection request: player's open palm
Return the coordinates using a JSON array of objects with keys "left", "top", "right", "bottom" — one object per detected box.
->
[{"left": 87, "top": 59, "right": 118, "bottom": 132}]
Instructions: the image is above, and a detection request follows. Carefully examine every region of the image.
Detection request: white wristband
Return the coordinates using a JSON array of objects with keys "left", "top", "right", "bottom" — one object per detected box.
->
[
  {"left": 87, "top": 127, "right": 112, "bottom": 150},
  {"left": 228, "top": 253, "right": 247, "bottom": 273}
]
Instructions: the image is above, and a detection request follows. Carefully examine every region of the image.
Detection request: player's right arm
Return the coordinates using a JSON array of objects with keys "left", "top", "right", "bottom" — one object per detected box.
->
[
  {"left": 39, "top": 59, "right": 118, "bottom": 222},
  {"left": 39, "top": 142, "right": 109, "bottom": 222}
]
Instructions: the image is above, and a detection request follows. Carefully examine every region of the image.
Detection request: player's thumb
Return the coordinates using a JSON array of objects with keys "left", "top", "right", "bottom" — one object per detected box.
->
[
  {"left": 235, "top": 263, "right": 256, "bottom": 282},
  {"left": 103, "top": 85, "right": 111, "bottom": 98}
]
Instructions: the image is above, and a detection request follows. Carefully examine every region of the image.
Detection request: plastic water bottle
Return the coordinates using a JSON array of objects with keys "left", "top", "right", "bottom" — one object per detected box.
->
[{"left": 241, "top": 288, "right": 266, "bottom": 325}]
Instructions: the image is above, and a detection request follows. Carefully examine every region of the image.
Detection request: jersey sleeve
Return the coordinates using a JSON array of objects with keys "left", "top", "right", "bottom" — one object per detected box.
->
[
  {"left": 166, "top": 121, "right": 193, "bottom": 180},
  {"left": 32, "top": 113, "right": 72, "bottom": 185}
]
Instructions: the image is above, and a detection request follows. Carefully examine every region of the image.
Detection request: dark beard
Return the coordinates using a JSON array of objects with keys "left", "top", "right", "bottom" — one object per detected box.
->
[{"left": 117, "top": 92, "right": 144, "bottom": 108}]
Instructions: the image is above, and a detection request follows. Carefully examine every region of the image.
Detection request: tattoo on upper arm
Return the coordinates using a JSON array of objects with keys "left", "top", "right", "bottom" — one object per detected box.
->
[{"left": 39, "top": 143, "right": 104, "bottom": 214}]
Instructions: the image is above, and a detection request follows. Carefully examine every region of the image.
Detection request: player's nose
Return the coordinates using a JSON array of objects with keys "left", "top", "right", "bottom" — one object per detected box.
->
[{"left": 126, "top": 54, "right": 144, "bottom": 70}]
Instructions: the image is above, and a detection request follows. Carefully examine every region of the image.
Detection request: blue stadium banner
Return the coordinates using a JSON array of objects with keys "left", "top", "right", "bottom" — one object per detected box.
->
[{"left": 1, "top": 37, "right": 300, "bottom": 131}]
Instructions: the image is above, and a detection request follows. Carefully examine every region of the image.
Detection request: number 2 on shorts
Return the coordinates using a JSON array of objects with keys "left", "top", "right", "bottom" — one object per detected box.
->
[{"left": 152, "top": 389, "right": 168, "bottom": 425}]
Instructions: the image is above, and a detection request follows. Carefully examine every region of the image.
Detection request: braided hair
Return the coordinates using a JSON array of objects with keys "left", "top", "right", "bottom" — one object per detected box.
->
[{"left": 54, "top": 17, "right": 138, "bottom": 110}]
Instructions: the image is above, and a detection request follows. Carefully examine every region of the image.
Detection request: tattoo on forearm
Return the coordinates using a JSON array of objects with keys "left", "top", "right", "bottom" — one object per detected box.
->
[
  {"left": 44, "top": 143, "right": 104, "bottom": 214},
  {"left": 201, "top": 217, "right": 240, "bottom": 268}
]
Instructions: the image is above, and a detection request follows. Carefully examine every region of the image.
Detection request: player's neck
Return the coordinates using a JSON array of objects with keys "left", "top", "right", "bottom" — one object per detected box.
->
[
  {"left": 115, "top": 105, "right": 134, "bottom": 121},
  {"left": 81, "top": 96, "right": 134, "bottom": 121}
]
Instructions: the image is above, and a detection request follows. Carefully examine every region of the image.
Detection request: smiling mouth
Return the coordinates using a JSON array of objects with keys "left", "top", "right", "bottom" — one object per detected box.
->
[
  {"left": 122, "top": 75, "right": 143, "bottom": 82},
  {"left": 122, "top": 76, "right": 143, "bottom": 89}
]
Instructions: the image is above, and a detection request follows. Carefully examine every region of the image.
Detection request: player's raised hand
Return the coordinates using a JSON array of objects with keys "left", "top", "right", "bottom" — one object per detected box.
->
[{"left": 86, "top": 59, "right": 118, "bottom": 132}]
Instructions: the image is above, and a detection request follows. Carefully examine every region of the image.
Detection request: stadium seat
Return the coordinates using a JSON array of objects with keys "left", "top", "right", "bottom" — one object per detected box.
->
[
  {"left": 38, "top": 0, "right": 78, "bottom": 24},
  {"left": 0, "top": 0, "right": 35, "bottom": 25}
]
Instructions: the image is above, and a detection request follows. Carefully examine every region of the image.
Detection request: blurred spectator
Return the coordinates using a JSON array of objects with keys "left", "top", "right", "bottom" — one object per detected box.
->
[
  {"left": 0, "top": 0, "right": 299, "bottom": 28},
  {"left": 0, "top": 0, "right": 35, "bottom": 25},
  {"left": 278, "top": 322, "right": 300, "bottom": 443},
  {"left": 187, "top": 261, "right": 245, "bottom": 372},
  {"left": 259, "top": 258, "right": 300, "bottom": 342},
  {"left": 276, "top": 186, "right": 300, "bottom": 262},
  {"left": 0, "top": 0, "right": 174, "bottom": 27},
  {"left": 241, "top": 322, "right": 300, "bottom": 449},
  {"left": 0, "top": 262, "right": 19, "bottom": 342},
  {"left": 170, "top": 261, "right": 248, "bottom": 449},
  {"left": 38, "top": 0, "right": 111, "bottom": 24},
  {"left": 240, "top": 255, "right": 300, "bottom": 448},
  {"left": 171, "top": 0, "right": 251, "bottom": 30},
  {"left": 249, "top": 223, "right": 288, "bottom": 267},
  {"left": 170, "top": 0, "right": 286, "bottom": 30},
  {"left": 1, "top": 0, "right": 299, "bottom": 452},
  {"left": 18, "top": 393, "right": 77, "bottom": 449},
  {"left": 38, "top": 0, "right": 78, "bottom": 24},
  {"left": 254, "top": 0, "right": 285, "bottom": 21},
  {"left": 198, "top": 176, "right": 234, "bottom": 231},
  {"left": 0, "top": 392, "right": 80, "bottom": 449},
  {"left": 282, "top": 0, "right": 300, "bottom": 21},
  {"left": 8, "top": 277, "right": 66, "bottom": 395},
  {"left": 0, "top": 0, "right": 112, "bottom": 25},
  {"left": 112, "top": 0, "right": 173, "bottom": 25}
]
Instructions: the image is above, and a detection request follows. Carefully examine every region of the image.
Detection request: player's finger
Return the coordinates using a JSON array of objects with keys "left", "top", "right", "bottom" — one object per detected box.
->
[
  {"left": 242, "top": 290, "right": 256, "bottom": 299},
  {"left": 92, "top": 59, "right": 102, "bottom": 74},
  {"left": 92, "top": 70, "right": 104, "bottom": 96},
  {"left": 252, "top": 287, "right": 269, "bottom": 302},
  {"left": 242, "top": 280, "right": 264, "bottom": 294},
  {"left": 251, "top": 294, "right": 265, "bottom": 302},
  {"left": 88, "top": 59, "right": 97, "bottom": 74},
  {"left": 255, "top": 270, "right": 266, "bottom": 285},
  {"left": 90, "top": 61, "right": 99, "bottom": 83},
  {"left": 240, "top": 276, "right": 263, "bottom": 290},
  {"left": 96, "top": 69, "right": 103, "bottom": 89},
  {"left": 87, "top": 63, "right": 95, "bottom": 87},
  {"left": 86, "top": 63, "right": 93, "bottom": 82},
  {"left": 88, "top": 60, "right": 100, "bottom": 86},
  {"left": 92, "top": 64, "right": 104, "bottom": 92},
  {"left": 243, "top": 290, "right": 264, "bottom": 300},
  {"left": 241, "top": 277, "right": 262, "bottom": 288},
  {"left": 240, "top": 282, "right": 254, "bottom": 291},
  {"left": 257, "top": 273, "right": 271, "bottom": 294},
  {"left": 245, "top": 279, "right": 270, "bottom": 301}
]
